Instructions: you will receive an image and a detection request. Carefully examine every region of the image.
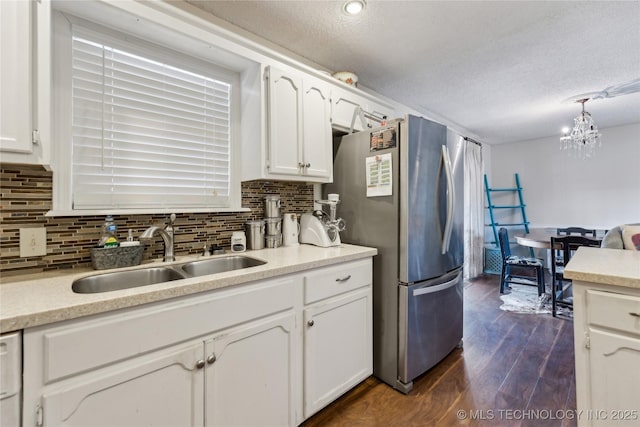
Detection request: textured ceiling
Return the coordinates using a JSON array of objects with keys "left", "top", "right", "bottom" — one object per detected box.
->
[{"left": 185, "top": 0, "right": 640, "bottom": 144}]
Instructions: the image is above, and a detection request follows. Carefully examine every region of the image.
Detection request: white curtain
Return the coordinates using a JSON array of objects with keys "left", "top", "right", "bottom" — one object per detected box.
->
[{"left": 463, "top": 138, "right": 484, "bottom": 279}]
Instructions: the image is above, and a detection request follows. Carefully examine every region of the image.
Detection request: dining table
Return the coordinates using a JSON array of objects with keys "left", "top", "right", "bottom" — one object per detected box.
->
[{"left": 514, "top": 228, "right": 604, "bottom": 250}]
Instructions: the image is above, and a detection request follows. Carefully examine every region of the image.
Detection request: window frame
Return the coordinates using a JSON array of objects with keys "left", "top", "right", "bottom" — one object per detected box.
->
[{"left": 49, "top": 11, "right": 245, "bottom": 216}]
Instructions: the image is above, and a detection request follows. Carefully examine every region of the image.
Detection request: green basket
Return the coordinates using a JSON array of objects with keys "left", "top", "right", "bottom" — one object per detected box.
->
[{"left": 483, "top": 246, "right": 502, "bottom": 275}]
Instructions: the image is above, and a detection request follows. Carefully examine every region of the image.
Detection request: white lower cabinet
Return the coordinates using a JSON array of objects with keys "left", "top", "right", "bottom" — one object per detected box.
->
[
  {"left": 573, "top": 284, "right": 640, "bottom": 427},
  {"left": 23, "top": 276, "right": 301, "bottom": 427},
  {"left": 302, "top": 259, "right": 373, "bottom": 419},
  {"left": 22, "top": 258, "right": 373, "bottom": 426},
  {"left": 587, "top": 329, "right": 640, "bottom": 423},
  {"left": 37, "top": 312, "right": 297, "bottom": 427},
  {"left": 41, "top": 341, "right": 205, "bottom": 427},
  {"left": 303, "top": 288, "right": 372, "bottom": 418},
  {"left": 205, "top": 312, "right": 296, "bottom": 426}
]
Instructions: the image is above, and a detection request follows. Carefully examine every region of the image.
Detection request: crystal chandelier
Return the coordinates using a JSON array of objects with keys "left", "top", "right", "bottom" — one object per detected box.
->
[{"left": 560, "top": 98, "right": 601, "bottom": 158}]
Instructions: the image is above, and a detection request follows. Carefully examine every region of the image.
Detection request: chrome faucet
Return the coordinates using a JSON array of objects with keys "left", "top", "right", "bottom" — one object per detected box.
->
[{"left": 141, "top": 213, "right": 176, "bottom": 262}]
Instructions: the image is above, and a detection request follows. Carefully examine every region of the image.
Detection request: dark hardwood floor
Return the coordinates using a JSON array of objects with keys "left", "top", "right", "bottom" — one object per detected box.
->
[{"left": 302, "top": 274, "right": 577, "bottom": 427}]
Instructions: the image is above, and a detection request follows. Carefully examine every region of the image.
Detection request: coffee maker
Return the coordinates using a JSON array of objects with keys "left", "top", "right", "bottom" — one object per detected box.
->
[{"left": 299, "top": 194, "right": 345, "bottom": 247}]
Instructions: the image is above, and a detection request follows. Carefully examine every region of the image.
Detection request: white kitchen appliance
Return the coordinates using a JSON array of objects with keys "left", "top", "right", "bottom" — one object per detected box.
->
[
  {"left": 230, "top": 231, "right": 246, "bottom": 252},
  {"left": 282, "top": 213, "right": 300, "bottom": 246},
  {"left": 299, "top": 213, "right": 340, "bottom": 247},
  {"left": 299, "top": 198, "right": 345, "bottom": 248}
]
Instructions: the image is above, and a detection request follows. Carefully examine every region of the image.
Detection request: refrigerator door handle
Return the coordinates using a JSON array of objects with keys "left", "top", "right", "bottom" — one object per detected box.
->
[
  {"left": 412, "top": 271, "right": 462, "bottom": 296},
  {"left": 441, "top": 145, "right": 455, "bottom": 254}
]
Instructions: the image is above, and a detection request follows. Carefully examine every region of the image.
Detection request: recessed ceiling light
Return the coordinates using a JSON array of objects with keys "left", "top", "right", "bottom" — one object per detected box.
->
[{"left": 343, "top": 0, "right": 366, "bottom": 15}]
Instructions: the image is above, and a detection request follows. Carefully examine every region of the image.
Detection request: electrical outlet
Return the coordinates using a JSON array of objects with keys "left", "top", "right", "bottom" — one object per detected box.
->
[{"left": 19, "top": 228, "right": 47, "bottom": 257}]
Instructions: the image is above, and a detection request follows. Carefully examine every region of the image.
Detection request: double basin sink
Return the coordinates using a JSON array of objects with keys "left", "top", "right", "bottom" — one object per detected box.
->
[{"left": 72, "top": 256, "right": 266, "bottom": 294}]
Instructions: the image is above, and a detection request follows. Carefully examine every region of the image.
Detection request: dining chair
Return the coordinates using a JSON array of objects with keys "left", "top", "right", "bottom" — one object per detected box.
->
[
  {"left": 498, "top": 228, "right": 545, "bottom": 296},
  {"left": 553, "top": 227, "right": 597, "bottom": 272},
  {"left": 550, "top": 235, "right": 601, "bottom": 317},
  {"left": 556, "top": 227, "right": 597, "bottom": 237}
]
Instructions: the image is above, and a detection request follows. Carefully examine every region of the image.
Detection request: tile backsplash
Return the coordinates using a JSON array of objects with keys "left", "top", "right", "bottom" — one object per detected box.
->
[{"left": 1, "top": 164, "right": 314, "bottom": 277}]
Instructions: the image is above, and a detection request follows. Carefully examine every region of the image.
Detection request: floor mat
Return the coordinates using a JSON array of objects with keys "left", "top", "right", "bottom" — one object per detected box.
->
[{"left": 499, "top": 283, "right": 572, "bottom": 316}]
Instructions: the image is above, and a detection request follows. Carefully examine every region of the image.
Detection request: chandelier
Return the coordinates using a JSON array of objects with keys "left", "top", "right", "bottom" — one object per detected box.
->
[{"left": 560, "top": 98, "right": 601, "bottom": 158}]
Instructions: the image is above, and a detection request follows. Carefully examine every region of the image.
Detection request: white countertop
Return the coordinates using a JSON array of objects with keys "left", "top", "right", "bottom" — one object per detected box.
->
[
  {"left": 0, "top": 244, "right": 377, "bottom": 333},
  {"left": 564, "top": 246, "right": 640, "bottom": 289}
]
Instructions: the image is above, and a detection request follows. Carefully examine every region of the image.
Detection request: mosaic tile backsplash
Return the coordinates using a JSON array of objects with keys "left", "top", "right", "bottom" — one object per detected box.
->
[{"left": 0, "top": 164, "right": 314, "bottom": 276}]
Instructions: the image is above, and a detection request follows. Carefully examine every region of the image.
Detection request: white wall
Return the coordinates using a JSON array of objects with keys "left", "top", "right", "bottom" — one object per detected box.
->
[{"left": 488, "top": 122, "right": 640, "bottom": 231}]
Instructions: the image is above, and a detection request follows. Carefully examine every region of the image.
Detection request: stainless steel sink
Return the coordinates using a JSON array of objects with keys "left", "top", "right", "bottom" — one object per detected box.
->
[
  {"left": 180, "top": 256, "right": 266, "bottom": 277},
  {"left": 72, "top": 256, "right": 267, "bottom": 293},
  {"left": 72, "top": 267, "right": 187, "bottom": 294}
]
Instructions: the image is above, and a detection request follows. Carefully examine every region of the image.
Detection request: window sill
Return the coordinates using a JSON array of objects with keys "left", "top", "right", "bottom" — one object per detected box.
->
[{"left": 46, "top": 207, "right": 252, "bottom": 217}]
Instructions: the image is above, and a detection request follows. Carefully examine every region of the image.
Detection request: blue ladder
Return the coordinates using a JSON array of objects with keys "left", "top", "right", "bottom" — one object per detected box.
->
[{"left": 484, "top": 173, "right": 531, "bottom": 252}]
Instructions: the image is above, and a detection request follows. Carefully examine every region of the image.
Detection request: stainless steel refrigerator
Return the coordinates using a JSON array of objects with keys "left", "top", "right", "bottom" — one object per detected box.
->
[{"left": 324, "top": 114, "right": 464, "bottom": 393}]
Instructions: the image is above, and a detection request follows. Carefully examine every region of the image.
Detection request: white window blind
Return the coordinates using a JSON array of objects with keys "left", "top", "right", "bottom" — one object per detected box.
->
[{"left": 71, "top": 29, "right": 232, "bottom": 209}]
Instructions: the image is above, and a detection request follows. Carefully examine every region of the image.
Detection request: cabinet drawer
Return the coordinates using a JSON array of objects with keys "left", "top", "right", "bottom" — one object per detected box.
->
[
  {"left": 587, "top": 290, "right": 640, "bottom": 335},
  {"left": 304, "top": 258, "right": 372, "bottom": 304}
]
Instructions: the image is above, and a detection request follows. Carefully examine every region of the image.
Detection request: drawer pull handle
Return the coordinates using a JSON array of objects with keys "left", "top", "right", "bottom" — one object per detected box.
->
[
  {"left": 207, "top": 354, "right": 217, "bottom": 364},
  {"left": 630, "top": 312, "right": 640, "bottom": 318},
  {"left": 195, "top": 359, "right": 205, "bottom": 369},
  {"left": 307, "top": 320, "right": 315, "bottom": 327},
  {"left": 335, "top": 275, "right": 352, "bottom": 282}
]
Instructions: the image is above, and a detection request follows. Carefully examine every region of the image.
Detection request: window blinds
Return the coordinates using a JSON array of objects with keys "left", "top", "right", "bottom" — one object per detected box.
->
[{"left": 71, "top": 32, "right": 232, "bottom": 209}]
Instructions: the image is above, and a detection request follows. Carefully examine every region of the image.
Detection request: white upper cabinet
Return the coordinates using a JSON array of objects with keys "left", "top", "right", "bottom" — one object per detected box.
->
[
  {"left": 301, "top": 76, "right": 332, "bottom": 179},
  {"left": 266, "top": 67, "right": 304, "bottom": 176},
  {"left": 263, "top": 65, "right": 332, "bottom": 182},
  {"left": 0, "top": 0, "right": 51, "bottom": 165},
  {"left": 367, "top": 98, "right": 395, "bottom": 128},
  {"left": 331, "top": 87, "right": 366, "bottom": 132},
  {"left": 243, "top": 63, "right": 396, "bottom": 183},
  {"left": 0, "top": 0, "right": 33, "bottom": 154},
  {"left": 331, "top": 86, "right": 395, "bottom": 133}
]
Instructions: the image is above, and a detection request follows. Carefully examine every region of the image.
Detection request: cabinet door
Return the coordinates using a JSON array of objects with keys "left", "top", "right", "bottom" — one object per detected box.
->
[
  {"left": 365, "top": 100, "right": 395, "bottom": 128},
  {"left": 302, "top": 78, "right": 332, "bottom": 179},
  {"left": 331, "top": 88, "right": 365, "bottom": 132},
  {"left": 266, "top": 66, "right": 303, "bottom": 176},
  {"left": 205, "top": 311, "right": 297, "bottom": 427},
  {"left": 0, "top": 0, "right": 32, "bottom": 153},
  {"left": 303, "top": 287, "right": 372, "bottom": 418},
  {"left": 587, "top": 328, "right": 640, "bottom": 427},
  {"left": 40, "top": 342, "right": 204, "bottom": 427}
]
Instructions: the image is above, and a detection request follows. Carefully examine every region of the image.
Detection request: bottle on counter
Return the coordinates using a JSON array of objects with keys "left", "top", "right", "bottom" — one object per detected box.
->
[
  {"left": 120, "top": 228, "right": 140, "bottom": 247},
  {"left": 98, "top": 215, "right": 119, "bottom": 248}
]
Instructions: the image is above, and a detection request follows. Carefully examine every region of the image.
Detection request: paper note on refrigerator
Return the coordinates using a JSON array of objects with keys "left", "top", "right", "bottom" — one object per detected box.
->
[{"left": 366, "top": 153, "right": 392, "bottom": 197}]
